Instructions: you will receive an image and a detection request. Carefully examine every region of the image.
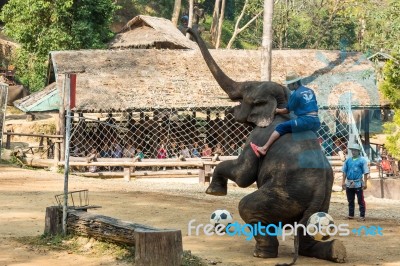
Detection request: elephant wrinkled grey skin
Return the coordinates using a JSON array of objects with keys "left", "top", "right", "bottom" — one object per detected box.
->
[
  {"left": 7, "top": 85, "right": 29, "bottom": 106},
  {"left": 186, "top": 28, "right": 346, "bottom": 265}
]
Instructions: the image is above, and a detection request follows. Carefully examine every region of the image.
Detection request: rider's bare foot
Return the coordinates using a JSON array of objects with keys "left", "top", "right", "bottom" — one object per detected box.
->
[{"left": 257, "top": 147, "right": 267, "bottom": 156}]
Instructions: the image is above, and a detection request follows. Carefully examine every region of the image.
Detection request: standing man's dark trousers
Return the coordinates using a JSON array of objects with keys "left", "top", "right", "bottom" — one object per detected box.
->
[{"left": 346, "top": 187, "right": 366, "bottom": 218}]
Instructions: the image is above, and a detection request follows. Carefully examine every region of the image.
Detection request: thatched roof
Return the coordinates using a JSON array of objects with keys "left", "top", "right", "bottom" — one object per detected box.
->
[
  {"left": 108, "top": 15, "right": 197, "bottom": 50},
  {"left": 18, "top": 48, "right": 382, "bottom": 113}
]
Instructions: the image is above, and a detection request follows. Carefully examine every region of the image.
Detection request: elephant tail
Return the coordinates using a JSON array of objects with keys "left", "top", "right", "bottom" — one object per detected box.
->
[
  {"left": 275, "top": 234, "right": 299, "bottom": 266},
  {"left": 277, "top": 179, "right": 329, "bottom": 266}
]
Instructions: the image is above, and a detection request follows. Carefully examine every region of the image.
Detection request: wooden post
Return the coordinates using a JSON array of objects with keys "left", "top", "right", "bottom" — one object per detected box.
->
[
  {"left": 6, "top": 130, "right": 11, "bottom": 149},
  {"left": 39, "top": 133, "right": 44, "bottom": 151},
  {"left": 59, "top": 109, "right": 65, "bottom": 161},
  {"left": 54, "top": 113, "right": 61, "bottom": 163},
  {"left": 123, "top": 166, "right": 131, "bottom": 182},
  {"left": 204, "top": 164, "right": 212, "bottom": 183},
  {"left": 44, "top": 206, "right": 63, "bottom": 235},
  {"left": 199, "top": 167, "right": 206, "bottom": 184},
  {"left": 363, "top": 109, "right": 370, "bottom": 157},
  {"left": 46, "top": 137, "right": 51, "bottom": 158},
  {"left": 135, "top": 229, "right": 183, "bottom": 266}
]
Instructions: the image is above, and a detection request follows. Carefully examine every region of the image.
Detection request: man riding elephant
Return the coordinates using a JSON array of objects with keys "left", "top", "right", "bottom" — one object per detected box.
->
[{"left": 251, "top": 72, "right": 321, "bottom": 157}]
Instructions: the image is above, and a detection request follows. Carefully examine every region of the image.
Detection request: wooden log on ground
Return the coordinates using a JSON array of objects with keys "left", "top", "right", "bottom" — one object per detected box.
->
[
  {"left": 44, "top": 206, "right": 63, "bottom": 235},
  {"left": 22, "top": 157, "right": 56, "bottom": 168},
  {"left": 67, "top": 210, "right": 159, "bottom": 246},
  {"left": 135, "top": 229, "right": 183, "bottom": 266}
]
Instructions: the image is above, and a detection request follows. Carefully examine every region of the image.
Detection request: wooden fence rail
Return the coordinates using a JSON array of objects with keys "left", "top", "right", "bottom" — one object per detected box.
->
[{"left": 3, "top": 131, "right": 63, "bottom": 160}]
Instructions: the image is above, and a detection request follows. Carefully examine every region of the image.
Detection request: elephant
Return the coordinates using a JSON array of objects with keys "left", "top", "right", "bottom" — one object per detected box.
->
[
  {"left": 7, "top": 85, "right": 29, "bottom": 106},
  {"left": 186, "top": 28, "right": 347, "bottom": 265}
]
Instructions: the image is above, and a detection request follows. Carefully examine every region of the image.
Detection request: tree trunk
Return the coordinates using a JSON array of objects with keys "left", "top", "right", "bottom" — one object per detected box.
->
[
  {"left": 215, "top": 0, "right": 226, "bottom": 49},
  {"left": 210, "top": 0, "right": 221, "bottom": 45},
  {"left": 44, "top": 206, "right": 63, "bottom": 235},
  {"left": 135, "top": 229, "right": 183, "bottom": 266},
  {"left": 171, "top": 0, "right": 182, "bottom": 26},
  {"left": 186, "top": 0, "right": 194, "bottom": 38},
  {"left": 261, "top": 0, "right": 274, "bottom": 81}
]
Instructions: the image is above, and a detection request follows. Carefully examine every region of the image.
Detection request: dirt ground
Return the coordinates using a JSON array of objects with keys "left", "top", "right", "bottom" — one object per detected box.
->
[{"left": 0, "top": 164, "right": 400, "bottom": 266}]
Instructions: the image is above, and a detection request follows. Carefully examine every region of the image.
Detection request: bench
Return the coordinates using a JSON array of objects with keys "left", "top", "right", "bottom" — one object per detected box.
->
[
  {"left": 59, "top": 156, "right": 238, "bottom": 183},
  {"left": 58, "top": 158, "right": 205, "bottom": 182}
]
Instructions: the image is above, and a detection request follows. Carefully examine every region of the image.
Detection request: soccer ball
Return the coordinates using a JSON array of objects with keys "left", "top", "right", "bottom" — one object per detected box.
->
[
  {"left": 306, "top": 212, "right": 335, "bottom": 241},
  {"left": 210, "top": 209, "right": 233, "bottom": 228}
]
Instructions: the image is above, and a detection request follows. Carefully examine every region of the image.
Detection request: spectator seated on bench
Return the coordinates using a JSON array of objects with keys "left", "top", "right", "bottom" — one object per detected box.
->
[
  {"left": 134, "top": 148, "right": 144, "bottom": 162},
  {"left": 86, "top": 148, "right": 98, "bottom": 173}
]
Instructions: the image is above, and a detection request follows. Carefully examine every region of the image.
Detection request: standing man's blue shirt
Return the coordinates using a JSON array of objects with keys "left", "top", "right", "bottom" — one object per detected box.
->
[
  {"left": 342, "top": 157, "right": 369, "bottom": 188},
  {"left": 287, "top": 85, "right": 318, "bottom": 116}
]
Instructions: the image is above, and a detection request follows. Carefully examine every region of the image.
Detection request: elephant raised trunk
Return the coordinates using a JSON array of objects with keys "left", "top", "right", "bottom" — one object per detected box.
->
[{"left": 186, "top": 28, "right": 242, "bottom": 101}]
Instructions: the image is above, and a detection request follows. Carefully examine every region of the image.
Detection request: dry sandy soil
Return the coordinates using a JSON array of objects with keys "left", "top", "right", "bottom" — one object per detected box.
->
[{"left": 0, "top": 164, "right": 400, "bottom": 266}]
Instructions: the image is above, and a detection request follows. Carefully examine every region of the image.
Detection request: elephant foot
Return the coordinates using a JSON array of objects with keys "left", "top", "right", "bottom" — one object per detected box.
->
[
  {"left": 253, "top": 234, "right": 279, "bottom": 258},
  {"left": 205, "top": 182, "right": 227, "bottom": 196},
  {"left": 253, "top": 248, "right": 278, "bottom": 258},
  {"left": 329, "top": 239, "right": 347, "bottom": 263},
  {"left": 299, "top": 238, "right": 346, "bottom": 263}
]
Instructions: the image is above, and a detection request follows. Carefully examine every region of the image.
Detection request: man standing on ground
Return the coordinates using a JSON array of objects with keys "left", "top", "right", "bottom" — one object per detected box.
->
[{"left": 342, "top": 143, "right": 369, "bottom": 221}]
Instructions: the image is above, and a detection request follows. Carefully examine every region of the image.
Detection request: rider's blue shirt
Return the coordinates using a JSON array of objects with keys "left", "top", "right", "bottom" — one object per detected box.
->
[{"left": 287, "top": 86, "right": 319, "bottom": 116}]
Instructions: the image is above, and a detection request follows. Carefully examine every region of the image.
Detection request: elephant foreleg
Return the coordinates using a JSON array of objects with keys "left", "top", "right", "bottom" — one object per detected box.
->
[{"left": 206, "top": 148, "right": 260, "bottom": 196}]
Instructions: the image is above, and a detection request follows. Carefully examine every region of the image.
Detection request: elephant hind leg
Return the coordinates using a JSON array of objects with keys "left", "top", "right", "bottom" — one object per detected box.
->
[
  {"left": 299, "top": 234, "right": 347, "bottom": 263},
  {"left": 253, "top": 234, "right": 279, "bottom": 258}
]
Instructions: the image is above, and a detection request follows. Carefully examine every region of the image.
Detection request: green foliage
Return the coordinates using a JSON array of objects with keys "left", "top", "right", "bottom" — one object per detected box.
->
[
  {"left": 381, "top": 55, "right": 400, "bottom": 158},
  {"left": 128, "top": 0, "right": 175, "bottom": 18},
  {"left": 383, "top": 110, "right": 400, "bottom": 159},
  {"left": 273, "top": 0, "right": 358, "bottom": 50},
  {"left": 363, "top": 0, "right": 400, "bottom": 53},
  {"left": 380, "top": 56, "right": 400, "bottom": 107},
  {"left": 11, "top": 48, "right": 48, "bottom": 92},
  {"left": 1, "top": 0, "right": 119, "bottom": 92}
]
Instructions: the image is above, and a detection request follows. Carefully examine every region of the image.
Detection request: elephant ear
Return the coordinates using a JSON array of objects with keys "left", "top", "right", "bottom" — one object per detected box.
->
[
  {"left": 275, "top": 85, "right": 290, "bottom": 109},
  {"left": 247, "top": 95, "right": 277, "bottom": 127}
]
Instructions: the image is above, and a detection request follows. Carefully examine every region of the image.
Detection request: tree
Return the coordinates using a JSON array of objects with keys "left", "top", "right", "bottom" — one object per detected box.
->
[
  {"left": 1, "top": 0, "right": 119, "bottom": 92},
  {"left": 210, "top": 0, "right": 221, "bottom": 46},
  {"left": 362, "top": 0, "right": 400, "bottom": 53},
  {"left": 186, "top": 0, "right": 194, "bottom": 38},
  {"left": 215, "top": 0, "right": 226, "bottom": 48},
  {"left": 171, "top": 0, "right": 182, "bottom": 26},
  {"left": 226, "top": 0, "right": 263, "bottom": 49},
  {"left": 379, "top": 55, "right": 400, "bottom": 158},
  {"left": 261, "top": 0, "right": 274, "bottom": 81}
]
